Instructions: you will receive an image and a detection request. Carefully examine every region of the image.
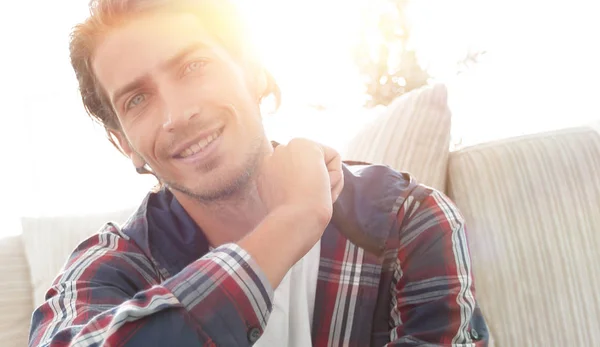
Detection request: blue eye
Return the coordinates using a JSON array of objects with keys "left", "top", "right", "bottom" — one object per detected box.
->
[
  {"left": 126, "top": 93, "right": 146, "bottom": 110},
  {"left": 183, "top": 60, "right": 207, "bottom": 74}
]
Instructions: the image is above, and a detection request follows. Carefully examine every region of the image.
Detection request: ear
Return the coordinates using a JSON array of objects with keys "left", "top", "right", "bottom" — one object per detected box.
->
[
  {"left": 109, "top": 129, "right": 146, "bottom": 169},
  {"left": 246, "top": 63, "right": 268, "bottom": 100},
  {"left": 255, "top": 68, "right": 268, "bottom": 98}
]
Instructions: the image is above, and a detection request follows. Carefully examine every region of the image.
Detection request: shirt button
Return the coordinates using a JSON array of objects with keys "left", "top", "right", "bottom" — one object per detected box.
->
[
  {"left": 247, "top": 327, "right": 261, "bottom": 343},
  {"left": 470, "top": 328, "right": 480, "bottom": 340}
]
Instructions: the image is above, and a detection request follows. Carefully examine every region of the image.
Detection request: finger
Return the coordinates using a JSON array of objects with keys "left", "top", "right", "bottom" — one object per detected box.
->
[
  {"left": 320, "top": 144, "right": 343, "bottom": 203},
  {"left": 329, "top": 170, "right": 343, "bottom": 188},
  {"left": 320, "top": 144, "right": 342, "bottom": 172},
  {"left": 329, "top": 170, "right": 344, "bottom": 203},
  {"left": 331, "top": 180, "right": 343, "bottom": 203}
]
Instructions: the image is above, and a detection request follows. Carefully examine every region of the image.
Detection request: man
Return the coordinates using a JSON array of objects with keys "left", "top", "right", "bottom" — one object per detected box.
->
[{"left": 29, "top": 0, "right": 489, "bottom": 346}]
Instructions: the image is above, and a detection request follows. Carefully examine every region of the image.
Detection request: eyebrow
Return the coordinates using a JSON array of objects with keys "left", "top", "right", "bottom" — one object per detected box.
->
[{"left": 110, "top": 42, "right": 209, "bottom": 106}]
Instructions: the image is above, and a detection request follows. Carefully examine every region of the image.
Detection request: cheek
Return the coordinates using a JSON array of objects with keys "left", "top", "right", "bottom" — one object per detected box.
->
[
  {"left": 124, "top": 121, "right": 161, "bottom": 160},
  {"left": 206, "top": 60, "right": 255, "bottom": 102}
]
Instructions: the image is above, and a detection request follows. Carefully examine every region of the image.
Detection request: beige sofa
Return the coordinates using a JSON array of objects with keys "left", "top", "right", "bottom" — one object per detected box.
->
[{"left": 2, "top": 84, "right": 599, "bottom": 346}]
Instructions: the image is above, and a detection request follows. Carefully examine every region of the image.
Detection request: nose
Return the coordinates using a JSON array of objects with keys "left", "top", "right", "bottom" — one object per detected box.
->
[{"left": 161, "top": 90, "right": 202, "bottom": 132}]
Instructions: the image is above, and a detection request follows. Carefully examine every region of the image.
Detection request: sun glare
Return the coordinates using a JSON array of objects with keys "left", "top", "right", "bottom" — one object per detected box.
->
[
  {"left": 236, "top": 0, "right": 367, "bottom": 107},
  {"left": 3, "top": 0, "right": 596, "bottom": 224},
  {"left": 235, "top": 0, "right": 477, "bottom": 109}
]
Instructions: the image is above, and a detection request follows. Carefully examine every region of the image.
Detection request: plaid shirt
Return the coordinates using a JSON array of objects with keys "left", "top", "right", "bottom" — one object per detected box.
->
[{"left": 29, "top": 164, "right": 489, "bottom": 346}]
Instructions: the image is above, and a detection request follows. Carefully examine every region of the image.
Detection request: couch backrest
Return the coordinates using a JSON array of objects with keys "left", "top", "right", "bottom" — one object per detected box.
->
[
  {"left": 0, "top": 235, "right": 33, "bottom": 347},
  {"left": 447, "top": 125, "right": 600, "bottom": 346},
  {"left": 344, "top": 84, "right": 452, "bottom": 192},
  {"left": 0, "top": 209, "right": 135, "bottom": 347}
]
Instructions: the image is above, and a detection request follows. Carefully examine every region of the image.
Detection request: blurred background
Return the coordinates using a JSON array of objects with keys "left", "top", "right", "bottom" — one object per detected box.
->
[{"left": 1, "top": 0, "right": 599, "bottom": 233}]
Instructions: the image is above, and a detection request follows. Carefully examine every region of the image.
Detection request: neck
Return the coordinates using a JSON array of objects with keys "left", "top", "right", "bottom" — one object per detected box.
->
[
  {"left": 171, "top": 137, "right": 274, "bottom": 247},
  {"left": 175, "top": 179, "right": 268, "bottom": 248},
  {"left": 172, "top": 135, "right": 274, "bottom": 248}
]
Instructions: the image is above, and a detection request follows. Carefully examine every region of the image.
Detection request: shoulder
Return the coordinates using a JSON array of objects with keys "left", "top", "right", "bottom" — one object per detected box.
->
[
  {"left": 333, "top": 164, "right": 420, "bottom": 248},
  {"left": 341, "top": 163, "right": 418, "bottom": 206},
  {"left": 339, "top": 163, "right": 460, "bottom": 241},
  {"left": 341, "top": 163, "right": 443, "bottom": 214},
  {"left": 344, "top": 162, "right": 456, "bottom": 211}
]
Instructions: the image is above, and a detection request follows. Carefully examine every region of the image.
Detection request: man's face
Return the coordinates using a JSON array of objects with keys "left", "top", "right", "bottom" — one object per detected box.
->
[{"left": 93, "top": 12, "right": 269, "bottom": 202}]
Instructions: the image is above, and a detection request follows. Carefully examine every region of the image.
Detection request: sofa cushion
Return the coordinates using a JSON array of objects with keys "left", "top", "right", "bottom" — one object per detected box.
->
[
  {"left": 344, "top": 84, "right": 452, "bottom": 192},
  {"left": 0, "top": 235, "right": 34, "bottom": 347},
  {"left": 21, "top": 208, "right": 135, "bottom": 308},
  {"left": 447, "top": 124, "right": 600, "bottom": 346}
]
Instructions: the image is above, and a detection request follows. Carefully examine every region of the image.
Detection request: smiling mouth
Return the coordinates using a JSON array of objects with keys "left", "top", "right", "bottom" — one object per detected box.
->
[{"left": 175, "top": 128, "right": 223, "bottom": 158}]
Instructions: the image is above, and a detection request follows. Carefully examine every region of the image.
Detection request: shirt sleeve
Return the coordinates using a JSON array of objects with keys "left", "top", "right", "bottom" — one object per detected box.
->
[
  {"left": 387, "top": 186, "right": 490, "bottom": 346},
  {"left": 28, "top": 224, "right": 274, "bottom": 347}
]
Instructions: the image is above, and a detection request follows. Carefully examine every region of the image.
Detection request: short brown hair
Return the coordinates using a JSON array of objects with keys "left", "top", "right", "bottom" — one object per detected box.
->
[{"left": 70, "top": 0, "right": 280, "bottom": 153}]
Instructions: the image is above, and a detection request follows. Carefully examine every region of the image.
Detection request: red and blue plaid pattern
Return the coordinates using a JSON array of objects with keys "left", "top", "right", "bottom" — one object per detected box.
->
[{"left": 29, "top": 164, "right": 489, "bottom": 346}]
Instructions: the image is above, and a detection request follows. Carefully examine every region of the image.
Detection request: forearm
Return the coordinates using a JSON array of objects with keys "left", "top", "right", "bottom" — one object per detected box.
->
[
  {"left": 239, "top": 205, "right": 326, "bottom": 289},
  {"left": 30, "top": 233, "right": 274, "bottom": 347},
  {"left": 34, "top": 287, "right": 200, "bottom": 347},
  {"left": 31, "top": 203, "right": 326, "bottom": 347}
]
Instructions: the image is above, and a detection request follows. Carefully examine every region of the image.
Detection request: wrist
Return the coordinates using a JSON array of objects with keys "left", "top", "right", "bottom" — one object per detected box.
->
[
  {"left": 274, "top": 203, "right": 332, "bottom": 233},
  {"left": 239, "top": 205, "right": 327, "bottom": 288}
]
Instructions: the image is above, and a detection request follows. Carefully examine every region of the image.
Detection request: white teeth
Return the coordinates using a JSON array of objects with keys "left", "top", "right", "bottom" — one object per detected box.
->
[
  {"left": 181, "top": 148, "right": 193, "bottom": 158},
  {"left": 179, "top": 130, "right": 220, "bottom": 158},
  {"left": 198, "top": 138, "right": 208, "bottom": 149}
]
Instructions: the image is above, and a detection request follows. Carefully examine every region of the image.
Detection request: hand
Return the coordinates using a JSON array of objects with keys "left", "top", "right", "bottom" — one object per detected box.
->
[
  {"left": 257, "top": 138, "right": 344, "bottom": 230},
  {"left": 241, "top": 138, "right": 344, "bottom": 288}
]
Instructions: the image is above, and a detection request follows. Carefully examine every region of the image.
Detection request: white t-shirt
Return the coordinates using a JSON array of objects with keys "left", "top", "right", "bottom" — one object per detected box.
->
[{"left": 254, "top": 240, "right": 321, "bottom": 347}]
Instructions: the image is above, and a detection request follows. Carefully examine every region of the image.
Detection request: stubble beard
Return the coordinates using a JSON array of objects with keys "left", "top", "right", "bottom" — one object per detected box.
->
[{"left": 163, "top": 135, "right": 265, "bottom": 204}]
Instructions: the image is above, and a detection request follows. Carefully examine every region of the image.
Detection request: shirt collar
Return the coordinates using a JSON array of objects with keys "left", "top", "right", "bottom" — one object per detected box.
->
[{"left": 122, "top": 188, "right": 209, "bottom": 278}]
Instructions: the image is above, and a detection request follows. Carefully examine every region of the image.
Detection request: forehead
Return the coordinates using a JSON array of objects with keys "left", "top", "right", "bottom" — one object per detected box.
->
[{"left": 92, "top": 12, "right": 219, "bottom": 98}]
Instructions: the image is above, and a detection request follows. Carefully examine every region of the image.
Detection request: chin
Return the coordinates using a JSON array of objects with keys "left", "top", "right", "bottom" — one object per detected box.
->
[
  {"left": 166, "top": 134, "right": 265, "bottom": 202},
  {"left": 168, "top": 162, "right": 255, "bottom": 203}
]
